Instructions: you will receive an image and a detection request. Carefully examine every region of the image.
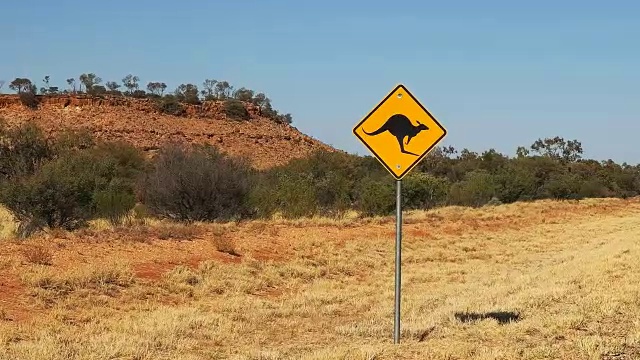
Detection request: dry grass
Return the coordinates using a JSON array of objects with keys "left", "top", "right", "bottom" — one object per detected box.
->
[
  {"left": 211, "top": 227, "right": 241, "bottom": 257},
  {"left": 0, "top": 198, "right": 639, "bottom": 359},
  {"left": 0, "top": 206, "right": 16, "bottom": 240},
  {"left": 21, "top": 245, "right": 53, "bottom": 265}
]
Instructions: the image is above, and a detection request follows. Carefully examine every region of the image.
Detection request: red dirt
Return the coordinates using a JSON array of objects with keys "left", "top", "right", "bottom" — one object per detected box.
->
[
  {"left": 0, "top": 94, "right": 337, "bottom": 169},
  {"left": 0, "top": 274, "right": 30, "bottom": 322}
]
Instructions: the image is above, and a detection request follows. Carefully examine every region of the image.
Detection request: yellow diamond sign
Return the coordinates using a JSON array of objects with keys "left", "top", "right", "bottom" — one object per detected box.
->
[{"left": 353, "top": 84, "right": 447, "bottom": 180}]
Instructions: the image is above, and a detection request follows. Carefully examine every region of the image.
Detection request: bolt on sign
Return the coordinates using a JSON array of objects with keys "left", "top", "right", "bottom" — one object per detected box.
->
[{"left": 352, "top": 84, "right": 447, "bottom": 180}]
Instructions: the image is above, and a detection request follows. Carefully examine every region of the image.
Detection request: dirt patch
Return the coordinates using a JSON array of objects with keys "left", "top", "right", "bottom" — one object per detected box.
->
[
  {"left": 134, "top": 253, "right": 241, "bottom": 281},
  {"left": 0, "top": 274, "right": 30, "bottom": 322}
]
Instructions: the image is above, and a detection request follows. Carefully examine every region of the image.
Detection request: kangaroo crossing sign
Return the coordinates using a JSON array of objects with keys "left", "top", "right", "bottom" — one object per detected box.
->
[{"left": 352, "top": 84, "right": 447, "bottom": 179}]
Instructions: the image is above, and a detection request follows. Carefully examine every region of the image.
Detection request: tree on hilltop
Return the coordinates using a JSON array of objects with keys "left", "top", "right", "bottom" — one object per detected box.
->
[
  {"left": 40, "top": 76, "right": 50, "bottom": 95},
  {"left": 66, "top": 78, "right": 76, "bottom": 93},
  {"left": 79, "top": 73, "right": 102, "bottom": 93},
  {"left": 147, "top": 82, "right": 167, "bottom": 96},
  {"left": 0, "top": 80, "right": 5, "bottom": 93},
  {"left": 214, "top": 81, "right": 233, "bottom": 100},
  {"left": 201, "top": 79, "right": 217, "bottom": 100},
  {"left": 40, "top": 76, "right": 58, "bottom": 95},
  {"left": 252, "top": 93, "right": 270, "bottom": 114},
  {"left": 175, "top": 83, "right": 200, "bottom": 104},
  {"left": 233, "top": 87, "right": 254, "bottom": 102},
  {"left": 122, "top": 74, "right": 140, "bottom": 95},
  {"left": 105, "top": 81, "right": 121, "bottom": 94},
  {"left": 9, "top": 78, "right": 35, "bottom": 94}
]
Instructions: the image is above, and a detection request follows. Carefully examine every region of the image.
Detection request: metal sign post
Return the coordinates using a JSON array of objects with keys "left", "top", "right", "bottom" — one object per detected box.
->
[
  {"left": 394, "top": 179, "right": 402, "bottom": 344},
  {"left": 351, "top": 83, "right": 447, "bottom": 344}
]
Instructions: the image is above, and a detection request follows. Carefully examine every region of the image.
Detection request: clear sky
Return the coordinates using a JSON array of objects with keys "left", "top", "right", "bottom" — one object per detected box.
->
[{"left": 1, "top": 1, "right": 639, "bottom": 163}]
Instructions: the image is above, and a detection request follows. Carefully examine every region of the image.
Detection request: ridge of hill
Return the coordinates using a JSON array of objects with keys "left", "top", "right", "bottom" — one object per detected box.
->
[{"left": 0, "top": 94, "right": 337, "bottom": 169}]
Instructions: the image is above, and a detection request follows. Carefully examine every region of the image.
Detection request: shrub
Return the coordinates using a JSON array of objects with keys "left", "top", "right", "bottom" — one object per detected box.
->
[
  {"left": 91, "top": 140, "right": 147, "bottom": 181},
  {"left": 0, "top": 121, "right": 54, "bottom": 181},
  {"left": 138, "top": 144, "right": 253, "bottom": 222},
  {"left": 250, "top": 151, "right": 358, "bottom": 219},
  {"left": 542, "top": 173, "right": 582, "bottom": 200},
  {"left": 155, "top": 96, "right": 185, "bottom": 116},
  {"left": 448, "top": 170, "right": 498, "bottom": 207},
  {"left": 493, "top": 163, "right": 538, "bottom": 203},
  {"left": 19, "top": 91, "right": 39, "bottom": 109},
  {"left": 250, "top": 169, "right": 318, "bottom": 219},
  {"left": 402, "top": 172, "right": 450, "bottom": 210},
  {"left": 578, "top": 179, "right": 610, "bottom": 199},
  {"left": 53, "top": 128, "right": 95, "bottom": 153},
  {"left": 0, "top": 139, "right": 144, "bottom": 235},
  {"left": 131, "top": 90, "right": 147, "bottom": 98},
  {"left": 94, "top": 187, "right": 136, "bottom": 226},
  {"left": 21, "top": 245, "right": 53, "bottom": 265},
  {"left": 0, "top": 154, "right": 99, "bottom": 233},
  {"left": 354, "top": 179, "right": 395, "bottom": 217},
  {"left": 224, "top": 100, "right": 250, "bottom": 121}
]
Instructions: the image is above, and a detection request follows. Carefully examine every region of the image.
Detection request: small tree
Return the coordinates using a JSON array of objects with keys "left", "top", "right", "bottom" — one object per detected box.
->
[
  {"left": 92, "top": 85, "right": 107, "bottom": 96},
  {"left": 530, "top": 136, "right": 583, "bottom": 163},
  {"left": 79, "top": 73, "right": 102, "bottom": 93},
  {"left": 0, "top": 121, "right": 53, "bottom": 181},
  {"left": 276, "top": 113, "right": 293, "bottom": 124},
  {"left": 122, "top": 74, "right": 140, "bottom": 95},
  {"left": 214, "top": 81, "right": 232, "bottom": 100},
  {"left": 147, "top": 82, "right": 167, "bottom": 96},
  {"left": 40, "top": 76, "right": 50, "bottom": 95},
  {"left": 105, "top": 81, "right": 121, "bottom": 93},
  {"left": 66, "top": 78, "right": 76, "bottom": 93},
  {"left": 0, "top": 80, "right": 5, "bottom": 93},
  {"left": 201, "top": 79, "right": 217, "bottom": 100},
  {"left": 175, "top": 83, "right": 200, "bottom": 104},
  {"left": 233, "top": 87, "right": 254, "bottom": 102},
  {"left": 9, "top": 78, "right": 34, "bottom": 94}
]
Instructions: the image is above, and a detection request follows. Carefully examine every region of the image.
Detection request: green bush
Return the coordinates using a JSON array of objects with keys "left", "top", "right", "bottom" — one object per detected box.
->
[
  {"left": 0, "top": 136, "right": 144, "bottom": 235},
  {"left": 0, "top": 154, "right": 99, "bottom": 234},
  {"left": 493, "top": 162, "right": 538, "bottom": 203},
  {"left": 402, "top": 172, "right": 450, "bottom": 210},
  {"left": 354, "top": 179, "right": 395, "bottom": 216},
  {"left": 448, "top": 170, "right": 498, "bottom": 207},
  {"left": 542, "top": 173, "right": 582, "bottom": 200},
  {"left": 578, "top": 179, "right": 611, "bottom": 199},
  {"left": 94, "top": 185, "right": 136, "bottom": 226},
  {"left": 251, "top": 170, "right": 318, "bottom": 219},
  {"left": 138, "top": 144, "right": 253, "bottom": 222},
  {"left": 250, "top": 151, "right": 359, "bottom": 219},
  {"left": 224, "top": 100, "right": 250, "bottom": 121},
  {"left": 0, "top": 121, "right": 54, "bottom": 181},
  {"left": 155, "top": 95, "right": 186, "bottom": 116}
]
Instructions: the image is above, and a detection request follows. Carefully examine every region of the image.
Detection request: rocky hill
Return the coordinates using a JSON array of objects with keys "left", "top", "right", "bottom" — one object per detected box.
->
[{"left": 0, "top": 94, "right": 336, "bottom": 169}]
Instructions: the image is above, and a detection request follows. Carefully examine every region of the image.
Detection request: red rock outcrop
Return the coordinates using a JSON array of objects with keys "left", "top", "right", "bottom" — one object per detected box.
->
[{"left": 0, "top": 94, "right": 336, "bottom": 169}]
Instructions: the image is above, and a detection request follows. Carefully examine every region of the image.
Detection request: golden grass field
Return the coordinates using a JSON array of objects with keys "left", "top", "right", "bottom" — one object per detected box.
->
[{"left": 1, "top": 198, "right": 640, "bottom": 359}]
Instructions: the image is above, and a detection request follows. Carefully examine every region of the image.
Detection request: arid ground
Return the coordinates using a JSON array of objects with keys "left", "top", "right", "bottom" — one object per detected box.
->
[{"left": 1, "top": 198, "right": 640, "bottom": 359}]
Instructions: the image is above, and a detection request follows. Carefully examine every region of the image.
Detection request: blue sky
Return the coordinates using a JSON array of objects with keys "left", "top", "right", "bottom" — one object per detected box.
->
[{"left": 1, "top": 1, "right": 639, "bottom": 163}]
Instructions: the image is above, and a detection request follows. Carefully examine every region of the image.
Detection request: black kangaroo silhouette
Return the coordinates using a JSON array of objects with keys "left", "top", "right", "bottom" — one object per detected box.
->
[{"left": 363, "top": 114, "right": 429, "bottom": 156}]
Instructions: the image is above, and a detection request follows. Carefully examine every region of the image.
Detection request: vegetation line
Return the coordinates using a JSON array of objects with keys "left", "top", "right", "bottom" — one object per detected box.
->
[
  {"left": 1, "top": 74, "right": 293, "bottom": 123},
  {"left": 0, "top": 119, "right": 637, "bottom": 239}
]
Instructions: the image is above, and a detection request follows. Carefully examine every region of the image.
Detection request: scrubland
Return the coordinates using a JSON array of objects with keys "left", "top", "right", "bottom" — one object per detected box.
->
[{"left": 1, "top": 198, "right": 640, "bottom": 359}]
